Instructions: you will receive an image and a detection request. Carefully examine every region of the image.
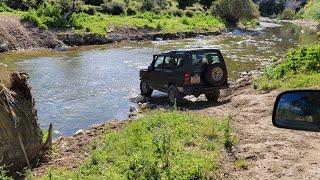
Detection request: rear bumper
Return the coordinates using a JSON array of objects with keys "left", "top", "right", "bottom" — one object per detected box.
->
[{"left": 180, "top": 84, "right": 229, "bottom": 95}]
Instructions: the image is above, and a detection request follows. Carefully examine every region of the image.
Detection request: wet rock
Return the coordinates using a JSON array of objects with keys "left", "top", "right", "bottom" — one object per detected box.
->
[
  {"left": 0, "top": 40, "right": 8, "bottom": 52},
  {"left": 129, "top": 105, "right": 138, "bottom": 113},
  {"left": 155, "top": 37, "right": 163, "bottom": 41},
  {"left": 74, "top": 129, "right": 85, "bottom": 136}
]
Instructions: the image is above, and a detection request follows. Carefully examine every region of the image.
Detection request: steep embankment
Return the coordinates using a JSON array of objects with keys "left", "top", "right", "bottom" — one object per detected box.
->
[{"left": 0, "top": 15, "right": 57, "bottom": 52}]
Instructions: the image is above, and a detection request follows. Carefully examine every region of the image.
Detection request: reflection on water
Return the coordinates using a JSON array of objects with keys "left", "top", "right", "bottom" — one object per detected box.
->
[{"left": 0, "top": 21, "right": 318, "bottom": 136}]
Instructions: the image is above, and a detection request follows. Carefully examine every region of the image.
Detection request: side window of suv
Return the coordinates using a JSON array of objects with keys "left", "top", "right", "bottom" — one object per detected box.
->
[
  {"left": 163, "top": 56, "right": 175, "bottom": 71},
  {"left": 154, "top": 56, "right": 164, "bottom": 70}
]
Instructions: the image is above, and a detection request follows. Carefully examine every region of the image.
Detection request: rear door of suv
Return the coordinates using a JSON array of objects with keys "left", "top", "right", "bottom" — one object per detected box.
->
[{"left": 162, "top": 55, "right": 185, "bottom": 90}]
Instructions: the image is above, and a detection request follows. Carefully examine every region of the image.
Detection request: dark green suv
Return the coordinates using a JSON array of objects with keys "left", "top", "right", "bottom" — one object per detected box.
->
[{"left": 139, "top": 48, "right": 229, "bottom": 104}]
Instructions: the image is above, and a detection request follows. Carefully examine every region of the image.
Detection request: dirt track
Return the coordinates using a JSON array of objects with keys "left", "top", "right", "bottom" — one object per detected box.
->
[{"left": 201, "top": 87, "right": 320, "bottom": 180}]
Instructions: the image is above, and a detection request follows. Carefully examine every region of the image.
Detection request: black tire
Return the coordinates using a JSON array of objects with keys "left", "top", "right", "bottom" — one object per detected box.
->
[
  {"left": 205, "top": 63, "right": 227, "bottom": 87},
  {"left": 167, "top": 85, "right": 183, "bottom": 105},
  {"left": 140, "top": 80, "right": 153, "bottom": 97},
  {"left": 205, "top": 89, "right": 220, "bottom": 102}
]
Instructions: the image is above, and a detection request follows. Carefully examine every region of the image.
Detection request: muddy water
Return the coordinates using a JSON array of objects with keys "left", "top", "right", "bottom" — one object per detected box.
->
[{"left": 0, "top": 21, "right": 318, "bottom": 136}]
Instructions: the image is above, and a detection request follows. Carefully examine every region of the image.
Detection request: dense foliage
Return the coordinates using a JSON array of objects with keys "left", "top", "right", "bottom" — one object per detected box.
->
[
  {"left": 301, "top": 0, "right": 320, "bottom": 20},
  {"left": 40, "top": 111, "right": 234, "bottom": 179},
  {"left": 254, "top": 45, "right": 320, "bottom": 90},
  {"left": 211, "top": 0, "right": 259, "bottom": 24}
]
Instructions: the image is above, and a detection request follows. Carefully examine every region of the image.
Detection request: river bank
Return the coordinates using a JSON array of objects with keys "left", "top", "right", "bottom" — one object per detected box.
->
[{"left": 0, "top": 14, "right": 223, "bottom": 53}]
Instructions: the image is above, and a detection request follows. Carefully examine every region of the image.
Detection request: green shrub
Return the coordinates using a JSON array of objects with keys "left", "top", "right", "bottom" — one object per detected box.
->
[
  {"left": 177, "top": 0, "right": 197, "bottom": 9},
  {"left": 98, "top": 3, "right": 112, "bottom": 14},
  {"left": 185, "top": 10, "right": 194, "bottom": 17},
  {"left": 199, "top": 0, "right": 214, "bottom": 10},
  {"left": 43, "top": 111, "right": 231, "bottom": 179},
  {"left": 303, "top": 0, "right": 320, "bottom": 20},
  {"left": 254, "top": 45, "right": 320, "bottom": 90},
  {"left": 0, "top": 2, "right": 13, "bottom": 12},
  {"left": 141, "top": 0, "right": 168, "bottom": 12},
  {"left": 84, "top": 0, "right": 104, "bottom": 6},
  {"left": 173, "top": 9, "right": 184, "bottom": 17},
  {"left": 278, "top": 8, "right": 296, "bottom": 20},
  {"left": 212, "top": 0, "right": 259, "bottom": 24},
  {"left": 80, "top": 5, "right": 97, "bottom": 15},
  {"left": 22, "top": 9, "right": 48, "bottom": 30},
  {"left": 258, "top": 0, "right": 285, "bottom": 17},
  {"left": 127, "top": 6, "right": 136, "bottom": 15},
  {"left": 0, "top": 165, "right": 12, "bottom": 180},
  {"left": 110, "top": 2, "right": 125, "bottom": 15}
]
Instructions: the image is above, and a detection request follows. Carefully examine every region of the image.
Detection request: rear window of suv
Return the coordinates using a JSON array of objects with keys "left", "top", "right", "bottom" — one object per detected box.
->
[{"left": 191, "top": 51, "right": 221, "bottom": 73}]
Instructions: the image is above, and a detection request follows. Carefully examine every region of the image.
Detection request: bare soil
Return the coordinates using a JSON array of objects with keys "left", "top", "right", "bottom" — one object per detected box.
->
[
  {"left": 0, "top": 15, "right": 57, "bottom": 52},
  {"left": 31, "top": 85, "right": 320, "bottom": 179}
]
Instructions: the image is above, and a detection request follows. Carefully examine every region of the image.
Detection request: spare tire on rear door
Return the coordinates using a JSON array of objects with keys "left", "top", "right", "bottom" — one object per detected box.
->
[{"left": 205, "top": 62, "right": 227, "bottom": 87}]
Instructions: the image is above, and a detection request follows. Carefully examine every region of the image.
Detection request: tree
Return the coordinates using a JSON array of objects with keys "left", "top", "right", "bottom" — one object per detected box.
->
[
  {"left": 258, "top": 0, "right": 285, "bottom": 17},
  {"left": 212, "top": 0, "right": 260, "bottom": 25}
]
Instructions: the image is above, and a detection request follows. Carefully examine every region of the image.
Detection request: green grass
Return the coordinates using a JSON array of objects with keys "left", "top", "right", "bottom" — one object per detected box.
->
[
  {"left": 254, "top": 45, "right": 320, "bottom": 91},
  {"left": 38, "top": 110, "right": 234, "bottom": 179},
  {"left": 234, "top": 159, "right": 248, "bottom": 170},
  {"left": 68, "top": 12, "right": 225, "bottom": 35}
]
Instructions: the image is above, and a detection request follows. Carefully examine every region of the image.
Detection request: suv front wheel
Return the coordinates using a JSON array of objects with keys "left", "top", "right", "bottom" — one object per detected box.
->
[
  {"left": 205, "top": 89, "right": 220, "bottom": 102},
  {"left": 167, "top": 85, "right": 183, "bottom": 105},
  {"left": 140, "top": 80, "right": 153, "bottom": 97}
]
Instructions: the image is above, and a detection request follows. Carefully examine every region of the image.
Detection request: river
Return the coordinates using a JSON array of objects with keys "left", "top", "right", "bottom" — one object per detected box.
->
[{"left": 0, "top": 21, "right": 318, "bottom": 136}]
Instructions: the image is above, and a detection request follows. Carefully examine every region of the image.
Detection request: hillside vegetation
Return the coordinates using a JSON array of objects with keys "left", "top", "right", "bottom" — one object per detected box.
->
[
  {"left": 254, "top": 45, "right": 320, "bottom": 90},
  {"left": 0, "top": 0, "right": 259, "bottom": 35}
]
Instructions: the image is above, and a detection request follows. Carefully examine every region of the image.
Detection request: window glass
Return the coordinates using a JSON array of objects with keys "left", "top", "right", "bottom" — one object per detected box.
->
[
  {"left": 173, "top": 57, "right": 183, "bottom": 69},
  {"left": 164, "top": 56, "right": 175, "bottom": 70},
  {"left": 192, "top": 52, "right": 220, "bottom": 72},
  {"left": 154, "top": 56, "right": 164, "bottom": 70}
]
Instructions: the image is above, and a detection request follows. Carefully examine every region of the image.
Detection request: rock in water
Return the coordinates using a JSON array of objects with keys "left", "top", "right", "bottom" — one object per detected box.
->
[{"left": 0, "top": 66, "right": 49, "bottom": 172}]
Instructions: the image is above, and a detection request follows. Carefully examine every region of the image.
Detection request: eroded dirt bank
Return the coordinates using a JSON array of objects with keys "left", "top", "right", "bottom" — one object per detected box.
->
[
  {"left": 31, "top": 84, "right": 320, "bottom": 179},
  {"left": 0, "top": 15, "right": 57, "bottom": 52},
  {"left": 0, "top": 14, "right": 221, "bottom": 52}
]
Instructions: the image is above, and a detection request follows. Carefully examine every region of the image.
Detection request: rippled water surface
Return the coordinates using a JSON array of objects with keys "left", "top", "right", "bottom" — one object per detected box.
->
[{"left": 0, "top": 21, "right": 318, "bottom": 136}]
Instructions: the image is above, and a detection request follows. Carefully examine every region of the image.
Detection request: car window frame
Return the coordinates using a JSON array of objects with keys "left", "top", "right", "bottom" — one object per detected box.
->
[{"left": 153, "top": 55, "right": 165, "bottom": 71}]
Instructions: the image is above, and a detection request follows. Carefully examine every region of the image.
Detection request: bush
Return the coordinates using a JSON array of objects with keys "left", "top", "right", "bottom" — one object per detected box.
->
[
  {"left": 110, "top": 2, "right": 125, "bottom": 15},
  {"left": 278, "top": 8, "right": 296, "bottom": 20},
  {"left": 80, "top": 5, "right": 97, "bottom": 15},
  {"left": 199, "top": 0, "right": 214, "bottom": 10},
  {"left": 84, "top": 0, "right": 104, "bottom": 6},
  {"left": 177, "top": 0, "right": 197, "bottom": 9},
  {"left": 258, "top": 0, "right": 285, "bottom": 17},
  {"left": 141, "top": 0, "right": 168, "bottom": 12},
  {"left": 185, "top": 10, "right": 194, "bottom": 17},
  {"left": 98, "top": 2, "right": 125, "bottom": 15},
  {"left": 126, "top": 6, "right": 136, "bottom": 15},
  {"left": 173, "top": 9, "right": 184, "bottom": 17},
  {"left": 212, "top": 0, "right": 259, "bottom": 24},
  {"left": 270, "top": 45, "right": 320, "bottom": 79},
  {"left": 98, "top": 3, "right": 112, "bottom": 14},
  {"left": 303, "top": 0, "right": 320, "bottom": 20},
  {"left": 0, "top": 2, "right": 13, "bottom": 12},
  {"left": 22, "top": 2, "right": 67, "bottom": 29}
]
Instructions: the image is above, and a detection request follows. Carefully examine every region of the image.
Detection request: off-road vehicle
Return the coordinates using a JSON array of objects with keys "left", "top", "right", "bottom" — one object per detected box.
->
[{"left": 139, "top": 48, "right": 229, "bottom": 104}]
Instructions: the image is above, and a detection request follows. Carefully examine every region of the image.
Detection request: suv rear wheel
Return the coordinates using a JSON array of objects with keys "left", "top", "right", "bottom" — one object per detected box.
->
[
  {"left": 167, "top": 85, "right": 183, "bottom": 105},
  {"left": 205, "top": 89, "right": 220, "bottom": 102},
  {"left": 140, "top": 80, "right": 153, "bottom": 96},
  {"left": 205, "top": 63, "right": 227, "bottom": 87}
]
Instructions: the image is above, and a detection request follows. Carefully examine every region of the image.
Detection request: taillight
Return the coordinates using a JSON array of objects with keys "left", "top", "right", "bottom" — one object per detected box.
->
[{"left": 184, "top": 73, "right": 191, "bottom": 85}]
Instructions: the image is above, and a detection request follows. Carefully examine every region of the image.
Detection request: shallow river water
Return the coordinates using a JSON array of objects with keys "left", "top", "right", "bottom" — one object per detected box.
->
[{"left": 0, "top": 21, "right": 318, "bottom": 136}]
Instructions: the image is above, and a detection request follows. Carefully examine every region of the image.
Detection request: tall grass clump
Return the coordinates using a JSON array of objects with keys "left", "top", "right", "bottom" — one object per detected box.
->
[
  {"left": 42, "top": 110, "right": 233, "bottom": 179},
  {"left": 254, "top": 45, "right": 320, "bottom": 91},
  {"left": 22, "top": 2, "right": 65, "bottom": 30},
  {"left": 0, "top": 2, "right": 13, "bottom": 12}
]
